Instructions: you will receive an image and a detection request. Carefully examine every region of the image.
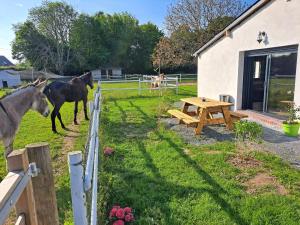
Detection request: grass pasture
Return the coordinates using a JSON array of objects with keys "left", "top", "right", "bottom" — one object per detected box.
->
[
  {"left": 1, "top": 82, "right": 300, "bottom": 225},
  {"left": 99, "top": 83, "right": 300, "bottom": 225},
  {"left": 0, "top": 87, "right": 93, "bottom": 224}
]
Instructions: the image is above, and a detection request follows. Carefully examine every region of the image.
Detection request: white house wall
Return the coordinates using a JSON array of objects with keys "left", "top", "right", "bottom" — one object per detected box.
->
[{"left": 197, "top": 0, "right": 300, "bottom": 110}]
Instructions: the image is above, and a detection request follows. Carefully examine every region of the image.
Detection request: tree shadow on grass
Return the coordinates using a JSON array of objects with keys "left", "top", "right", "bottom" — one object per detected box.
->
[{"left": 129, "top": 101, "right": 248, "bottom": 225}]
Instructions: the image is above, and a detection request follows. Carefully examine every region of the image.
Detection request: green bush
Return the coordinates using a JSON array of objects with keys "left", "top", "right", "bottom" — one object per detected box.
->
[
  {"left": 156, "top": 96, "right": 173, "bottom": 117},
  {"left": 234, "top": 120, "right": 263, "bottom": 142}
]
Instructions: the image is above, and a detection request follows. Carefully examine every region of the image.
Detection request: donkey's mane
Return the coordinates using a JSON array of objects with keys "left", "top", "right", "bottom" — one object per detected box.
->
[{"left": 0, "top": 83, "right": 35, "bottom": 100}]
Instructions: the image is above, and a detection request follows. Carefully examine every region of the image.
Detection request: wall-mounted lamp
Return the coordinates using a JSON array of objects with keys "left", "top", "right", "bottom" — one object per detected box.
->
[{"left": 257, "top": 31, "right": 266, "bottom": 44}]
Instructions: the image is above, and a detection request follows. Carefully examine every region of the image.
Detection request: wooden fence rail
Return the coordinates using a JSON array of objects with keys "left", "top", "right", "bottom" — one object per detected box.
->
[{"left": 0, "top": 143, "right": 59, "bottom": 225}]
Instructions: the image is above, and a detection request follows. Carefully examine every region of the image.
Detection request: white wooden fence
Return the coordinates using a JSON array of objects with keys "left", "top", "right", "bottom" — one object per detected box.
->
[
  {"left": 124, "top": 73, "right": 197, "bottom": 82},
  {"left": 99, "top": 76, "right": 179, "bottom": 95},
  {"left": 68, "top": 81, "right": 101, "bottom": 225}
]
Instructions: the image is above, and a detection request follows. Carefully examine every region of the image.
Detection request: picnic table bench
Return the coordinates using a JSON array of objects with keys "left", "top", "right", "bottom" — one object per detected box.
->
[{"left": 168, "top": 97, "right": 248, "bottom": 135}]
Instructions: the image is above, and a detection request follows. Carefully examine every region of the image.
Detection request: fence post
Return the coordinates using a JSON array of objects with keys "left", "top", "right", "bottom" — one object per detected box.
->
[
  {"left": 25, "top": 143, "right": 59, "bottom": 225},
  {"left": 180, "top": 74, "right": 182, "bottom": 82},
  {"left": 68, "top": 151, "right": 88, "bottom": 225},
  {"left": 176, "top": 77, "right": 179, "bottom": 95},
  {"left": 7, "top": 149, "right": 38, "bottom": 225},
  {"left": 138, "top": 78, "right": 141, "bottom": 95},
  {"left": 89, "top": 101, "right": 94, "bottom": 116}
]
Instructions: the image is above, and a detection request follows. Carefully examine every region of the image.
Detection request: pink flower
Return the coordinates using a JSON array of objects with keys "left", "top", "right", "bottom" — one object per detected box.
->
[
  {"left": 116, "top": 208, "right": 125, "bottom": 219},
  {"left": 124, "top": 207, "right": 132, "bottom": 214},
  {"left": 109, "top": 207, "right": 118, "bottom": 218},
  {"left": 125, "top": 213, "right": 134, "bottom": 222},
  {"left": 113, "top": 220, "right": 124, "bottom": 225},
  {"left": 113, "top": 205, "right": 120, "bottom": 209},
  {"left": 104, "top": 147, "right": 114, "bottom": 156}
]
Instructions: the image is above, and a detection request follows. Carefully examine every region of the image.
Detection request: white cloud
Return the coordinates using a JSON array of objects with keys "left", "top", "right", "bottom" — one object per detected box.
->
[{"left": 16, "top": 3, "right": 23, "bottom": 7}]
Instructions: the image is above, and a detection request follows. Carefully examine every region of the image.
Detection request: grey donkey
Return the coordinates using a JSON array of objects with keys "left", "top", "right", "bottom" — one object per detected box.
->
[{"left": 0, "top": 79, "right": 50, "bottom": 159}]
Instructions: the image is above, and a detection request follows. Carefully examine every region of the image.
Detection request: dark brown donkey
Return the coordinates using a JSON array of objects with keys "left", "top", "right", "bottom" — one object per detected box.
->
[{"left": 43, "top": 72, "right": 94, "bottom": 133}]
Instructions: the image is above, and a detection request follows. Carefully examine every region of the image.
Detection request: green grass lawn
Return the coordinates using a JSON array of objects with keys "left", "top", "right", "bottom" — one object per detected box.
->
[
  {"left": 0, "top": 86, "right": 94, "bottom": 224},
  {"left": 99, "top": 83, "right": 300, "bottom": 225},
  {"left": 2, "top": 82, "right": 300, "bottom": 225}
]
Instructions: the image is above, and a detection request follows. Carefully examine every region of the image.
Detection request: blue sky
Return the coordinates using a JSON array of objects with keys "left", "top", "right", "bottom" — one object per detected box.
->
[{"left": 0, "top": 0, "right": 257, "bottom": 62}]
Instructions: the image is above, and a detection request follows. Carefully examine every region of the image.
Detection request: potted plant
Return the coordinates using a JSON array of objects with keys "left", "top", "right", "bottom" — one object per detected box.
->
[{"left": 282, "top": 103, "right": 300, "bottom": 137}]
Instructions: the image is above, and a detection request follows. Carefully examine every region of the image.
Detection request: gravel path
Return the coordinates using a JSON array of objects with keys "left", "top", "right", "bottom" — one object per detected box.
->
[{"left": 160, "top": 118, "right": 300, "bottom": 169}]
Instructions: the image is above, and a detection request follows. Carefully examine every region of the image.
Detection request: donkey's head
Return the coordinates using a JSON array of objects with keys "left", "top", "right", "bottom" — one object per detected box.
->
[{"left": 32, "top": 80, "right": 50, "bottom": 117}]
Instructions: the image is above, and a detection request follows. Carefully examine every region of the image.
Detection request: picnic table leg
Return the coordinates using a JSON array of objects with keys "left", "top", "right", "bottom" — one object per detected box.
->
[
  {"left": 222, "top": 106, "right": 234, "bottom": 130},
  {"left": 181, "top": 102, "right": 190, "bottom": 113},
  {"left": 195, "top": 108, "right": 207, "bottom": 135}
]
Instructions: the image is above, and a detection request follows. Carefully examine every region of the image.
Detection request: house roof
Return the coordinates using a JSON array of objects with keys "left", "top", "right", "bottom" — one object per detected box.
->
[
  {"left": 193, "top": 0, "right": 272, "bottom": 56},
  {"left": 0, "top": 56, "right": 15, "bottom": 66}
]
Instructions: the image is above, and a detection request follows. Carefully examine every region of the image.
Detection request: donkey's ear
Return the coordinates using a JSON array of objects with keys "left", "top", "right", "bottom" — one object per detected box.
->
[
  {"left": 36, "top": 80, "right": 48, "bottom": 92},
  {"left": 32, "top": 78, "right": 41, "bottom": 86}
]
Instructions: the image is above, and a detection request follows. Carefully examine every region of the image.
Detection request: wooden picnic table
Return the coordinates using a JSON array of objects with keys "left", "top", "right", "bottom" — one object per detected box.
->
[{"left": 180, "top": 97, "right": 234, "bottom": 135}]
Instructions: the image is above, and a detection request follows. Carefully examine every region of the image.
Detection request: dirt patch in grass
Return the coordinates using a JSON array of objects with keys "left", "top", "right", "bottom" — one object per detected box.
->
[
  {"left": 244, "top": 172, "right": 288, "bottom": 195},
  {"left": 229, "top": 154, "right": 262, "bottom": 169},
  {"left": 53, "top": 111, "right": 84, "bottom": 177},
  {"left": 183, "top": 148, "right": 194, "bottom": 156},
  {"left": 203, "top": 150, "right": 223, "bottom": 155}
]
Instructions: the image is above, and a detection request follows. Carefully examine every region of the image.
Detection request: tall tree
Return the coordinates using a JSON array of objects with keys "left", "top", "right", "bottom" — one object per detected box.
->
[
  {"left": 12, "top": 1, "right": 77, "bottom": 75},
  {"left": 12, "top": 21, "right": 53, "bottom": 70},
  {"left": 165, "top": 0, "right": 246, "bottom": 33},
  {"left": 127, "top": 23, "right": 163, "bottom": 73},
  {"left": 70, "top": 13, "right": 110, "bottom": 72},
  {"left": 153, "top": 0, "right": 247, "bottom": 71}
]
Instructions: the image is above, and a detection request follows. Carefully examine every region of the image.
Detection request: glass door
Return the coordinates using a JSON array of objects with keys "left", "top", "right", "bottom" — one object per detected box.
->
[
  {"left": 266, "top": 51, "right": 297, "bottom": 117},
  {"left": 243, "top": 46, "right": 298, "bottom": 118}
]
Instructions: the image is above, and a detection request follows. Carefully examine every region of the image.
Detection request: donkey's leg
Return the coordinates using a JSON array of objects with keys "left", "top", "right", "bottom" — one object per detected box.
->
[
  {"left": 57, "top": 112, "right": 66, "bottom": 129},
  {"left": 3, "top": 138, "right": 13, "bottom": 159},
  {"left": 51, "top": 104, "right": 62, "bottom": 133},
  {"left": 74, "top": 101, "right": 79, "bottom": 125},
  {"left": 3, "top": 138, "right": 13, "bottom": 170},
  {"left": 83, "top": 98, "right": 89, "bottom": 121}
]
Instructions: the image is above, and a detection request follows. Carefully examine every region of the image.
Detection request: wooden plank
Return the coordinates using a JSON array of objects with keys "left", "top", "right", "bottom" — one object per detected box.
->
[
  {"left": 222, "top": 106, "right": 234, "bottom": 130},
  {"left": 181, "top": 102, "right": 191, "bottom": 114},
  {"left": 26, "top": 143, "right": 59, "bottom": 225},
  {"left": 7, "top": 149, "right": 38, "bottom": 225},
  {"left": 15, "top": 214, "right": 25, "bottom": 225},
  {"left": 206, "top": 118, "right": 226, "bottom": 125},
  {"left": 195, "top": 108, "right": 207, "bottom": 135},
  {"left": 181, "top": 97, "right": 233, "bottom": 108},
  {"left": 168, "top": 109, "right": 200, "bottom": 125},
  {"left": 230, "top": 111, "right": 248, "bottom": 119},
  {"left": 0, "top": 172, "right": 22, "bottom": 210}
]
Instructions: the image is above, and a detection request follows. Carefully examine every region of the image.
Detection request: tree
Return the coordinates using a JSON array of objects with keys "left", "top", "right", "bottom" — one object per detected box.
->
[
  {"left": 152, "top": 0, "right": 247, "bottom": 72},
  {"left": 165, "top": 0, "right": 246, "bottom": 33},
  {"left": 70, "top": 13, "right": 110, "bottom": 72},
  {"left": 152, "top": 25, "right": 197, "bottom": 72},
  {"left": 127, "top": 23, "right": 163, "bottom": 73},
  {"left": 12, "top": 2, "right": 162, "bottom": 75},
  {"left": 12, "top": 1, "right": 77, "bottom": 75},
  {"left": 12, "top": 21, "right": 54, "bottom": 70}
]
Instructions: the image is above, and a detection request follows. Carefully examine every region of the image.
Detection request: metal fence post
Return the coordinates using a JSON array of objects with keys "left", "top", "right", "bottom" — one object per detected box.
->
[
  {"left": 176, "top": 77, "right": 179, "bottom": 95},
  {"left": 180, "top": 74, "right": 182, "bottom": 82},
  {"left": 138, "top": 78, "right": 141, "bottom": 95},
  {"left": 68, "top": 152, "right": 88, "bottom": 225}
]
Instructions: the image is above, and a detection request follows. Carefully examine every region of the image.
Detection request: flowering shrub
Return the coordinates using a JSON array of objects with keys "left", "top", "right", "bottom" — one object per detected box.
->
[
  {"left": 109, "top": 205, "right": 134, "bottom": 224},
  {"left": 104, "top": 147, "right": 114, "bottom": 156}
]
